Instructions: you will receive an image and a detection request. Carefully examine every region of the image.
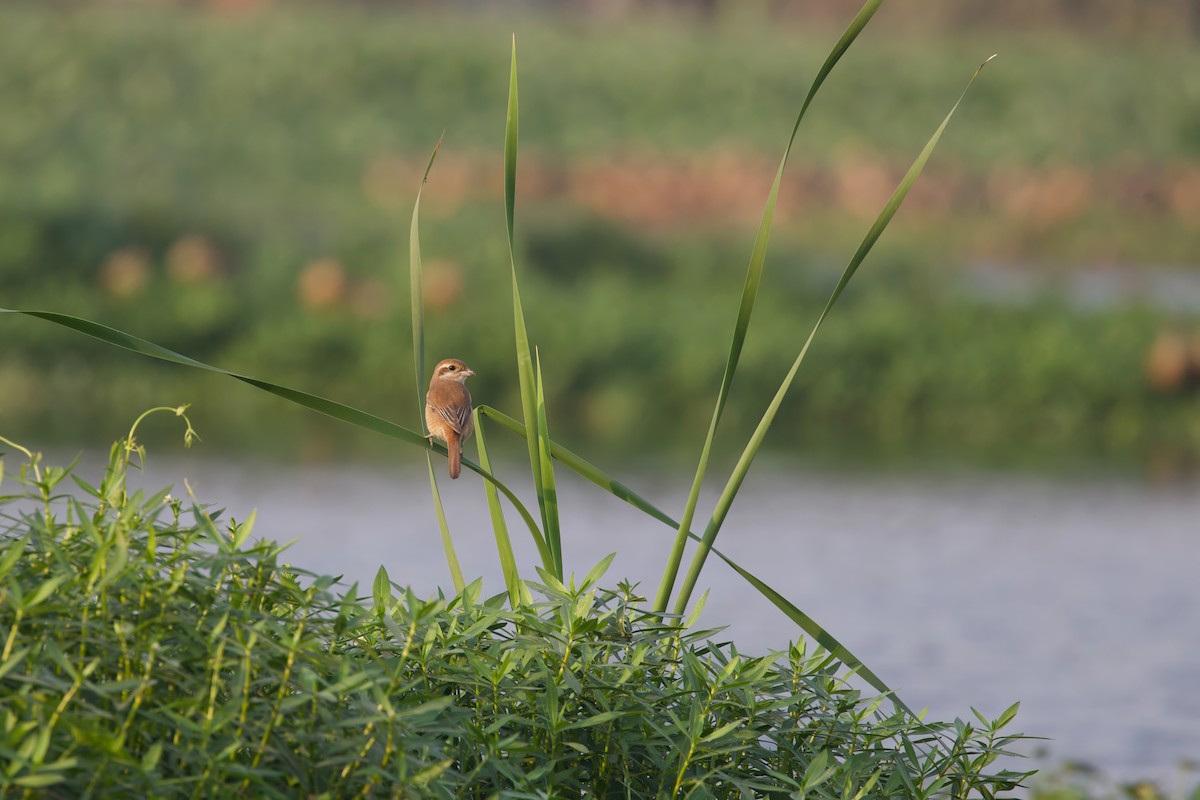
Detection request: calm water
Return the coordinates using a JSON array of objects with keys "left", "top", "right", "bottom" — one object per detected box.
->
[{"left": 113, "top": 455, "right": 1200, "bottom": 780}]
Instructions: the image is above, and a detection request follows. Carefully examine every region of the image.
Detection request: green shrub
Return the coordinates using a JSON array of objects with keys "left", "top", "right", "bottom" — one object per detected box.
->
[{"left": 0, "top": 438, "right": 1029, "bottom": 797}]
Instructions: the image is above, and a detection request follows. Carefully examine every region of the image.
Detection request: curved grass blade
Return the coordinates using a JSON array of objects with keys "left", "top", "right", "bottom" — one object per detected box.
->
[
  {"left": 504, "top": 36, "right": 559, "bottom": 577},
  {"left": 534, "top": 350, "right": 562, "bottom": 576},
  {"left": 713, "top": 554, "right": 906, "bottom": 714},
  {"left": 473, "top": 407, "right": 528, "bottom": 606},
  {"left": 475, "top": 411, "right": 882, "bottom": 682},
  {"left": 479, "top": 405, "right": 675, "bottom": 527},
  {"left": 671, "top": 56, "right": 999, "bottom": 617},
  {"left": 476, "top": 404, "right": 906, "bottom": 711},
  {"left": 0, "top": 308, "right": 548, "bottom": 557},
  {"left": 410, "top": 133, "right": 443, "bottom": 411},
  {"left": 408, "top": 133, "right": 463, "bottom": 593},
  {"left": 424, "top": 456, "right": 464, "bottom": 593},
  {"left": 654, "top": 0, "right": 886, "bottom": 613}
]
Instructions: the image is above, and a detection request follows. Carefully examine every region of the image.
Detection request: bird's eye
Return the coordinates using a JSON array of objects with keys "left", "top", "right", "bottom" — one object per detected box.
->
[{"left": 447, "top": 364, "right": 456, "bottom": 370}]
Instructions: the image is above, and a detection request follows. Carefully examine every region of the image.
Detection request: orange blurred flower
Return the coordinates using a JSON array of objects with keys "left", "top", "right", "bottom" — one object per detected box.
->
[
  {"left": 99, "top": 247, "right": 150, "bottom": 298},
  {"left": 166, "top": 235, "right": 223, "bottom": 285},
  {"left": 297, "top": 258, "right": 347, "bottom": 310}
]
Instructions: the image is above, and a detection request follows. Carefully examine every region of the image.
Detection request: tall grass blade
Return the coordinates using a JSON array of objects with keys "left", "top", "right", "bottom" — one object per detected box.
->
[
  {"left": 671, "top": 56, "right": 998, "bottom": 617},
  {"left": 0, "top": 308, "right": 548, "bottom": 555},
  {"left": 716, "top": 554, "right": 911, "bottom": 716},
  {"left": 503, "top": 36, "right": 559, "bottom": 577},
  {"left": 424, "top": 458, "right": 464, "bottom": 594},
  {"left": 654, "top": 0, "right": 886, "bottom": 613},
  {"left": 408, "top": 134, "right": 463, "bottom": 592},
  {"left": 475, "top": 404, "right": 902, "bottom": 705},
  {"left": 473, "top": 407, "right": 528, "bottom": 606},
  {"left": 503, "top": 36, "right": 520, "bottom": 255},
  {"left": 410, "top": 133, "right": 443, "bottom": 411},
  {"left": 533, "top": 351, "right": 563, "bottom": 575},
  {"left": 479, "top": 405, "right": 677, "bottom": 528}
]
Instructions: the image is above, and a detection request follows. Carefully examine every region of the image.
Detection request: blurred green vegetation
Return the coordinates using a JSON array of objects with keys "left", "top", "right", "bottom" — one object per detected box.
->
[
  {"left": 1030, "top": 761, "right": 1200, "bottom": 800},
  {"left": 2, "top": 2, "right": 1199, "bottom": 471}
]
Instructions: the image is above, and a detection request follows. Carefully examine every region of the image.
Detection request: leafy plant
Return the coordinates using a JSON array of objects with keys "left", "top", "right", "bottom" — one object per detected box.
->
[{"left": 0, "top": 436, "right": 1029, "bottom": 797}]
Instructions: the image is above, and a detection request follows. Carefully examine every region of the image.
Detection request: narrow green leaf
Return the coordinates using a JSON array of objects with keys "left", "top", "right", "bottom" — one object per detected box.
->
[
  {"left": 533, "top": 565, "right": 567, "bottom": 594},
  {"left": 580, "top": 553, "right": 615, "bottom": 592},
  {"left": 410, "top": 133, "right": 444, "bottom": 417},
  {"left": 479, "top": 405, "right": 677, "bottom": 527},
  {"left": 70, "top": 474, "right": 101, "bottom": 499},
  {"left": 683, "top": 589, "right": 709, "bottom": 630},
  {"left": 372, "top": 565, "right": 392, "bottom": 611},
  {"left": 0, "top": 647, "right": 30, "bottom": 681},
  {"left": 996, "top": 700, "right": 1021, "bottom": 729},
  {"left": 801, "top": 750, "right": 833, "bottom": 791},
  {"left": 476, "top": 404, "right": 904, "bottom": 707},
  {"left": 424, "top": 455, "right": 465, "bottom": 594},
  {"left": 411, "top": 759, "right": 454, "bottom": 787},
  {"left": 672, "top": 55, "right": 997, "bottom": 617},
  {"left": 230, "top": 509, "right": 256, "bottom": 549},
  {"left": 534, "top": 350, "right": 562, "bottom": 576},
  {"left": 0, "top": 310, "right": 428, "bottom": 443},
  {"left": 140, "top": 741, "right": 163, "bottom": 773},
  {"left": 655, "top": 0, "right": 886, "bottom": 613},
  {"left": 473, "top": 408, "right": 524, "bottom": 607},
  {"left": 561, "top": 710, "right": 629, "bottom": 731},
  {"left": 701, "top": 718, "right": 743, "bottom": 744},
  {"left": 94, "top": 531, "right": 129, "bottom": 592},
  {"left": 503, "top": 37, "right": 554, "bottom": 562},
  {"left": 715, "top": 549, "right": 912, "bottom": 717},
  {"left": 408, "top": 134, "right": 463, "bottom": 593},
  {"left": 0, "top": 308, "right": 547, "bottom": 554},
  {"left": 25, "top": 575, "right": 67, "bottom": 609},
  {"left": 0, "top": 533, "right": 28, "bottom": 580},
  {"left": 14, "top": 774, "right": 66, "bottom": 789}
]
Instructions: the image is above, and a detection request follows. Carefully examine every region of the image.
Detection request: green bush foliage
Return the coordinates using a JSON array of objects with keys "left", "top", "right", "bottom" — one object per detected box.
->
[{"left": 0, "top": 440, "right": 1030, "bottom": 797}]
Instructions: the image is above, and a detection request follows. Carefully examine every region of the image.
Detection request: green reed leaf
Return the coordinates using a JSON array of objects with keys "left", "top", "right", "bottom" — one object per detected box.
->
[
  {"left": 671, "top": 55, "right": 998, "bottom": 617},
  {"left": 410, "top": 133, "right": 443, "bottom": 414},
  {"left": 408, "top": 133, "right": 463, "bottom": 593},
  {"left": 504, "top": 37, "right": 558, "bottom": 577},
  {"left": 478, "top": 405, "right": 678, "bottom": 527},
  {"left": 718, "top": 553, "right": 911, "bottom": 717},
  {"left": 534, "top": 350, "right": 562, "bottom": 576},
  {"left": 473, "top": 407, "right": 529, "bottom": 607},
  {"left": 655, "top": 0, "right": 886, "bottom": 613},
  {"left": 0, "top": 308, "right": 547, "bottom": 555},
  {"left": 424, "top": 456, "right": 464, "bottom": 594},
  {"left": 473, "top": 404, "right": 902, "bottom": 705}
]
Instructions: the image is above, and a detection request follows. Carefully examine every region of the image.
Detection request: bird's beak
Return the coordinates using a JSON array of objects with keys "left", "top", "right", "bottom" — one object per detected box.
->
[{"left": 463, "top": 368, "right": 476, "bottom": 377}]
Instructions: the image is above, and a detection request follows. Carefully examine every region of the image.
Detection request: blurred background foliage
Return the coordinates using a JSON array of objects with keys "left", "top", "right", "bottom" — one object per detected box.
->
[{"left": 2, "top": 0, "right": 1200, "bottom": 472}]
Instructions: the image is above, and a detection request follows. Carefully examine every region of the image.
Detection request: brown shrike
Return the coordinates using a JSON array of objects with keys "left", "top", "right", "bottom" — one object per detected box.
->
[{"left": 424, "top": 358, "right": 475, "bottom": 479}]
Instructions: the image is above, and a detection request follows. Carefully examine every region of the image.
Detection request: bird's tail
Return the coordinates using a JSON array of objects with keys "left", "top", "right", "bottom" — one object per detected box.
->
[{"left": 448, "top": 435, "right": 462, "bottom": 479}]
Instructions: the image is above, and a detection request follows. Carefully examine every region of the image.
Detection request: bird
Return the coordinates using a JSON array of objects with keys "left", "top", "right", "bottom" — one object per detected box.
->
[{"left": 424, "top": 357, "right": 475, "bottom": 479}]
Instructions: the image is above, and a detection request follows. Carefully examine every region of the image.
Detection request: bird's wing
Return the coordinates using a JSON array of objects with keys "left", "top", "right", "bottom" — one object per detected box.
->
[{"left": 431, "top": 386, "right": 473, "bottom": 435}]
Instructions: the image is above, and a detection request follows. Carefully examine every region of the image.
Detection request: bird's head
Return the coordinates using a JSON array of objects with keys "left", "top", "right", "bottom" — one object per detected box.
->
[{"left": 431, "top": 358, "right": 475, "bottom": 383}]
